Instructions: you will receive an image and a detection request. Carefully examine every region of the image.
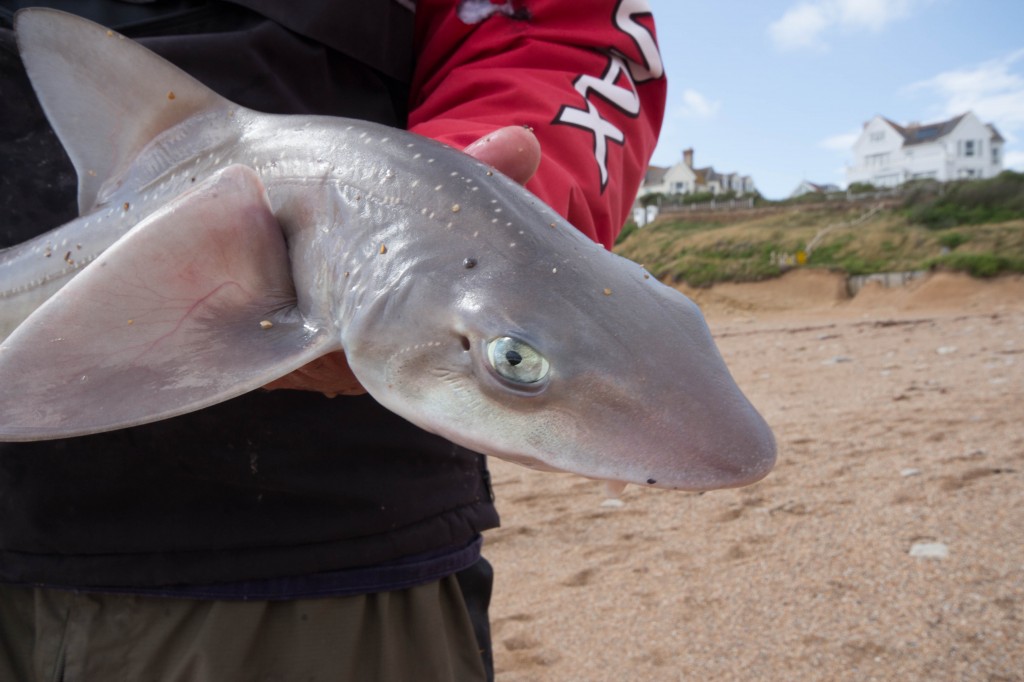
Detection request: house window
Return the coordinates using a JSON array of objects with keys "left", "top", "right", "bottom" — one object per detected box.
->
[
  {"left": 964, "top": 140, "right": 975, "bottom": 157},
  {"left": 866, "top": 152, "right": 889, "bottom": 166},
  {"left": 870, "top": 131, "right": 884, "bottom": 142},
  {"left": 993, "top": 146, "right": 1000, "bottom": 165}
]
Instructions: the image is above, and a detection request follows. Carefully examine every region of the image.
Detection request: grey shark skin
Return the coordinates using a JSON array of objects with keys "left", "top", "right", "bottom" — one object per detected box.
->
[{"left": 0, "top": 9, "right": 775, "bottom": 491}]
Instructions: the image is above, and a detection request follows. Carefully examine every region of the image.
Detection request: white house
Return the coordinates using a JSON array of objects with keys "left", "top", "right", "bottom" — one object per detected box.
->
[
  {"left": 639, "top": 152, "right": 697, "bottom": 195},
  {"left": 846, "top": 112, "right": 1004, "bottom": 188},
  {"left": 638, "top": 149, "right": 755, "bottom": 197},
  {"left": 715, "top": 170, "right": 757, "bottom": 195},
  {"left": 789, "top": 180, "right": 840, "bottom": 198}
]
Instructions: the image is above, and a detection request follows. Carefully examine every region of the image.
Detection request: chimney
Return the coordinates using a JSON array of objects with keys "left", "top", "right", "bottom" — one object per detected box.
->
[{"left": 683, "top": 148, "right": 694, "bottom": 167}]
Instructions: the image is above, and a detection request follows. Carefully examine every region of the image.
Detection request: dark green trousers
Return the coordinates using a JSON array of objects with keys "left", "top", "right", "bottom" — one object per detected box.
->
[{"left": 0, "top": 576, "right": 487, "bottom": 682}]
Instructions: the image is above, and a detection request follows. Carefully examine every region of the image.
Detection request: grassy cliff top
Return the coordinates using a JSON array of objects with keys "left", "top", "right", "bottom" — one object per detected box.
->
[{"left": 616, "top": 172, "right": 1024, "bottom": 287}]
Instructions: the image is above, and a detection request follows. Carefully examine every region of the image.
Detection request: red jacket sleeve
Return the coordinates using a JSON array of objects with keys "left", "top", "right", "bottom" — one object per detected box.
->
[{"left": 409, "top": 0, "right": 667, "bottom": 249}]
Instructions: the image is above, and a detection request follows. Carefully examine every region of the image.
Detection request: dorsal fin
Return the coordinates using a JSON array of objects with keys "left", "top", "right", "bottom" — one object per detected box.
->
[{"left": 14, "top": 8, "right": 230, "bottom": 213}]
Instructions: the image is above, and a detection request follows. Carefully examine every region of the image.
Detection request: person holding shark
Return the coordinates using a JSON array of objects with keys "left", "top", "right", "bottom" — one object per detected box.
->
[{"left": 0, "top": 1, "right": 673, "bottom": 680}]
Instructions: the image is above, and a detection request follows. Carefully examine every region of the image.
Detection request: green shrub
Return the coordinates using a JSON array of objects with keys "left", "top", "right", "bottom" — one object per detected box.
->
[
  {"left": 638, "top": 192, "right": 664, "bottom": 207},
  {"left": 839, "top": 255, "right": 887, "bottom": 276},
  {"left": 905, "top": 171, "right": 1024, "bottom": 229},
  {"left": 805, "top": 234, "right": 855, "bottom": 266},
  {"left": 937, "top": 231, "right": 969, "bottom": 250},
  {"left": 616, "top": 220, "right": 638, "bottom": 245},
  {"left": 926, "top": 252, "right": 1024, "bottom": 277}
]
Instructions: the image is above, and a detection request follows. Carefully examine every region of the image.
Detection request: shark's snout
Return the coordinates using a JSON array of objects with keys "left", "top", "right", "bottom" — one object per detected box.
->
[
  {"left": 639, "top": 419, "right": 776, "bottom": 491},
  {"left": 692, "top": 422, "right": 776, "bottom": 490},
  {"left": 687, "top": 392, "right": 777, "bottom": 490},
  {"left": 615, "top": 341, "right": 777, "bottom": 492}
]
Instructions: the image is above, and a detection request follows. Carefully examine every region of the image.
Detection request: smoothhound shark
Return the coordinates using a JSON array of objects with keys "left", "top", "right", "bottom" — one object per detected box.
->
[{"left": 0, "top": 9, "right": 775, "bottom": 491}]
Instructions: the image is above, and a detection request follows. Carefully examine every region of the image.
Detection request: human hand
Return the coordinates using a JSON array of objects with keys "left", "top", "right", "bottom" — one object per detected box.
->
[
  {"left": 263, "top": 125, "right": 542, "bottom": 397},
  {"left": 462, "top": 124, "right": 541, "bottom": 185}
]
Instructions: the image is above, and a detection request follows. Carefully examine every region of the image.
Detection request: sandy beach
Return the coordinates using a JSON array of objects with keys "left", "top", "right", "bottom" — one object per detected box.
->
[{"left": 484, "top": 270, "right": 1024, "bottom": 681}]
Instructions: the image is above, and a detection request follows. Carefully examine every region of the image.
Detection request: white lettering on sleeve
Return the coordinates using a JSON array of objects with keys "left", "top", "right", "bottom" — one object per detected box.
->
[
  {"left": 613, "top": 0, "right": 663, "bottom": 82},
  {"left": 553, "top": 0, "right": 663, "bottom": 191}
]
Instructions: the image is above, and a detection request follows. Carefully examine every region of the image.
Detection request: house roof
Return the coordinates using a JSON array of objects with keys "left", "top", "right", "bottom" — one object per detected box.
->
[
  {"left": 800, "top": 181, "right": 825, "bottom": 192},
  {"left": 695, "top": 166, "right": 721, "bottom": 183},
  {"left": 881, "top": 112, "right": 1005, "bottom": 146},
  {"left": 644, "top": 165, "right": 669, "bottom": 185},
  {"left": 883, "top": 114, "right": 965, "bottom": 146},
  {"left": 790, "top": 180, "right": 840, "bottom": 197}
]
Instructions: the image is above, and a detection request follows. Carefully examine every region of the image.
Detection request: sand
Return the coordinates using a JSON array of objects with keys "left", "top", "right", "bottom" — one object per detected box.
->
[{"left": 484, "top": 270, "right": 1024, "bottom": 681}]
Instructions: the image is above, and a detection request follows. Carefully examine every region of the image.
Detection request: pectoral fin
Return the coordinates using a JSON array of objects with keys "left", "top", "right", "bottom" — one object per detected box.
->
[{"left": 0, "top": 165, "right": 339, "bottom": 440}]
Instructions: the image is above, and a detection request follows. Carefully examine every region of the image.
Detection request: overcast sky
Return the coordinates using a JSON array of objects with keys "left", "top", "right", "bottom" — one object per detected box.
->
[{"left": 646, "top": 0, "right": 1024, "bottom": 199}]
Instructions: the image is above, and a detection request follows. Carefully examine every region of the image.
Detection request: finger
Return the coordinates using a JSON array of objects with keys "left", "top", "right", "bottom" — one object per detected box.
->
[{"left": 463, "top": 126, "right": 541, "bottom": 185}]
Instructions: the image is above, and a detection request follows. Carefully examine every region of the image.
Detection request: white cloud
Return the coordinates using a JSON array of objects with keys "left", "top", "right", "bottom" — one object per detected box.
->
[
  {"left": 836, "top": 0, "right": 917, "bottom": 31},
  {"left": 768, "top": 3, "right": 830, "bottom": 51},
  {"left": 769, "top": 0, "right": 926, "bottom": 51},
  {"left": 911, "top": 49, "right": 1024, "bottom": 135},
  {"left": 819, "top": 129, "right": 860, "bottom": 152},
  {"left": 677, "top": 89, "right": 721, "bottom": 119}
]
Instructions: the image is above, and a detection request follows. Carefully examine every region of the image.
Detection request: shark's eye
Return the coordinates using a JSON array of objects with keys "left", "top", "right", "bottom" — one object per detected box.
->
[{"left": 487, "top": 337, "right": 549, "bottom": 385}]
